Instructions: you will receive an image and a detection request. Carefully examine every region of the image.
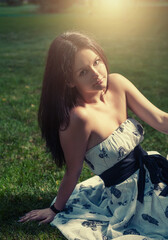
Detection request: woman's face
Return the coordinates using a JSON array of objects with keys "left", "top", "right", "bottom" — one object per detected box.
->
[{"left": 72, "top": 48, "right": 108, "bottom": 95}]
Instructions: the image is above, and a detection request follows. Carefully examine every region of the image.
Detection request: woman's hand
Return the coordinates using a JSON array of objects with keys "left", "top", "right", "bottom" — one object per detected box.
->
[{"left": 18, "top": 208, "right": 56, "bottom": 225}]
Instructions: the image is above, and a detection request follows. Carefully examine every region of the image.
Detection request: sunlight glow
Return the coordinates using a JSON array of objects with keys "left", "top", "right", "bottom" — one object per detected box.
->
[
  {"left": 77, "top": 0, "right": 154, "bottom": 37},
  {"left": 85, "top": 0, "right": 138, "bottom": 18}
]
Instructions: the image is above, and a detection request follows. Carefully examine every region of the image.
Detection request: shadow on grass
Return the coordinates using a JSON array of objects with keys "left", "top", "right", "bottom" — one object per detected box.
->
[{"left": 0, "top": 192, "right": 66, "bottom": 239}]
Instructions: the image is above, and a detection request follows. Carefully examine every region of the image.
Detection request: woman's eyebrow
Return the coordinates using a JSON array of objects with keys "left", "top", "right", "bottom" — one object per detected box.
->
[
  {"left": 75, "top": 67, "right": 85, "bottom": 73},
  {"left": 75, "top": 56, "right": 99, "bottom": 73}
]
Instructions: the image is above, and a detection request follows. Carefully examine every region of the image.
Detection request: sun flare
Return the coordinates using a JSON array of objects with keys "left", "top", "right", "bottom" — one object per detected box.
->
[{"left": 83, "top": 0, "right": 139, "bottom": 20}]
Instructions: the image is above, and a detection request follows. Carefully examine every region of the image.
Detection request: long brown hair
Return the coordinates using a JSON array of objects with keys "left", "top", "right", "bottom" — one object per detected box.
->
[{"left": 38, "top": 31, "right": 109, "bottom": 168}]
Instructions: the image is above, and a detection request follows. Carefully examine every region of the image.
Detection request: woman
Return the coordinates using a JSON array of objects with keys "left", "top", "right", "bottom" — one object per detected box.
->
[{"left": 19, "top": 31, "right": 168, "bottom": 240}]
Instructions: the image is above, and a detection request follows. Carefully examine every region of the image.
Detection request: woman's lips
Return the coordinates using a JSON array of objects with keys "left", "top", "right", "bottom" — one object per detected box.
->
[{"left": 94, "top": 78, "right": 104, "bottom": 86}]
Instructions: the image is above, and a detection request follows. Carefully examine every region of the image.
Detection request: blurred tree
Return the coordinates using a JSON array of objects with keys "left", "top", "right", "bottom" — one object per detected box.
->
[
  {"left": 28, "top": 0, "right": 39, "bottom": 4},
  {"left": 38, "top": 0, "right": 77, "bottom": 13},
  {"left": 6, "top": 0, "right": 24, "bottom": 5}
]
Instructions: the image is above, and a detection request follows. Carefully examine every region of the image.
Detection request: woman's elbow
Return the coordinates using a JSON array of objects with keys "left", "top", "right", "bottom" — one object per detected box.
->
[
  {"left": 157, "top": 112, "right": 168, "bottom": 134},
  {"left": 65, "top": 166, "right": 83, "bottom": 180}
]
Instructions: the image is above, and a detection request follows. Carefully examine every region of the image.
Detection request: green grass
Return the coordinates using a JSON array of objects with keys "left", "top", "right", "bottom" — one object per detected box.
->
[{"left": 0, "top": 3, "right": 168, "bottom": 239}]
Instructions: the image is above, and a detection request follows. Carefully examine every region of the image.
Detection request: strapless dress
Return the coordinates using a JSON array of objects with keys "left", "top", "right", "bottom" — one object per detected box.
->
[{"left": 51, "top": 118, "right": 168, "bottom": 240}]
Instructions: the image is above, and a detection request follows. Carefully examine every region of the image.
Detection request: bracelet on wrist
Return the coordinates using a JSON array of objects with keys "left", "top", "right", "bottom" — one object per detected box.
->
[{"left": 50, "top": 204, "right": 61, "bottom": 214}]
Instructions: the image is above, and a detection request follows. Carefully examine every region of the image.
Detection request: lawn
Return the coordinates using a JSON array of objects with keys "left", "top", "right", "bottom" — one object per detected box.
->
[{"left": 0, "top": 2, "right": 168, "bottom": 239}]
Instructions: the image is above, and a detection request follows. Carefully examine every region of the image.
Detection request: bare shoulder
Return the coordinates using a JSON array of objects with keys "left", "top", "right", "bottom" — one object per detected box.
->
[
  {"left": 70, "top": 106, "right": 89, "bottom": 124},
  {"left": 59, "top": 106, "right": 91, "bottom": 169},
  {"left": 59, "top": 106, "right": 91, "bottom": 142},
  {"left": 108, "top": 73, "right": 129, "bottom": 91}
]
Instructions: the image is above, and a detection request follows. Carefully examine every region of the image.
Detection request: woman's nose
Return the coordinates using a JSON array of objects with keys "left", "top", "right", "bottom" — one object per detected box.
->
[{"left": 91, "top": 67, "right": 99, "bottom": 78}]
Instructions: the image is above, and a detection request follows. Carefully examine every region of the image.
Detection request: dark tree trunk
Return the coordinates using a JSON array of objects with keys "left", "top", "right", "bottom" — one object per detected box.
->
[{"left": 38, "top": 0, "right": 76, "bottom": 13}]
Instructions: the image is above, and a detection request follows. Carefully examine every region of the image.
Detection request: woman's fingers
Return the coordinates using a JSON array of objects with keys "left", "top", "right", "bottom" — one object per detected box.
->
[
  {"left": 39, "top": 217, "right": 52, "bottom": 225},
  {"left": 19, "top": 210, "right": 40, "bottom": 222},
  {"left": 18, "top": 208, "right": 55, "bottom": 224}
]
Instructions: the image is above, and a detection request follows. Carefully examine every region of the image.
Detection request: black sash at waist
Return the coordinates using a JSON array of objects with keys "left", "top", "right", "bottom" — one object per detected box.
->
[{"left": 99, "top": 145, "right": 168, "bottom": 203}]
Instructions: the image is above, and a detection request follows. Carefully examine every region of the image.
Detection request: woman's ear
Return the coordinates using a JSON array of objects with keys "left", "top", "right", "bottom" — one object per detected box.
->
[
  {"left": 68, "top": 82, "right": 75, "bottom": 88},
  {"left": 66, "top": 79, "right": 76, "bottom": 88}
]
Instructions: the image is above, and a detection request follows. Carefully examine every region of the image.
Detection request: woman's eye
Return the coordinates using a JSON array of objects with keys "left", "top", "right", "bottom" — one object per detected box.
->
[
  {"left": 94, "top": 59, "right": 100, "bottom": 65},
  {"left": 80, "top": 70, "right": 87, "bottom": 76}
]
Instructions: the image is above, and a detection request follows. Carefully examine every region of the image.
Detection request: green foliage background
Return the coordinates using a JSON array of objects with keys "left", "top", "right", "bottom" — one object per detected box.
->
[{"left": 0, "top": 3, "right": 167, "bottom": 239}]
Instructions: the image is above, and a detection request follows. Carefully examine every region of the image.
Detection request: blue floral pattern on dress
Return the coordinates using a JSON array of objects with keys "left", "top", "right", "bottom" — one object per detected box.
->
[
  {"left": 118, "top": 126, "right": 124, "bottom": 132},
  {"left": 99, "top": 148, "right": 108, "bottom": 158},
  {"left": 142, "top": 214, "right": 159, "bottom": 226},
  {"left": 110, "top": 186, "right": 121, "bottom": 198},
  {"left": 124, "top": 215, "right": 134, "bottom": 228},
  {"left": 132, "top": 131, "right": 139, "bottom": 136},
  {"left": 79, "top": 184, "right": 85, "bottom": 191},
  {"left": 144, "top": 190, "right": 153, "bottom": 197},
  {"left": 58, "top": 213, "right": 66, "bottom": 219},
  {"left": 112, "top": 136, "right": 117, "bottom": 145},
  {"left": 61, "top": 219, "right": 70, "bottom": 224},
  {"left": 83, "top": 203, "right": 91, "bottom": 209},
  {"left": 123, "top": 228, "right": 140, "bottom": 235},
  {"left": 132, "top": 124, "right": 143, "bottom": 137},
  {"left": 164, "top": 206, "right": 168, "bottom": 218},
  {"left": 82, "top": 220, "right": 104, "bottom": 231},
  {"left": 137, "top": 124, "right": 143, "bottom": 135},
  {"left": 101, "top": 195, "right": 107, "bottom": 201},
  {"left": 118, "top": 200, "right": 128, "bottom": 206},
  {"left": 154, "top": 184, "right": 163, "bottom": 191},
  {"left": 64, "top": 205, "right": 73, "bottom": 214},
  {"left": 145, "top": 174, "right": 150, "bottom": 183},
  {"left": 118, "top": 146, "right": 126, "bottom": 159},
  {"left": 79, "top": 184, "right": 96, "bottom": 192},
  {"left": 71, "top": 198, "right": 80, "bottom": 204},
  {"left": 59, "top": 214, "right": 71, "bottom": 225},
  {"left": 107, "top": 206, "right": 113, "bottom": 216},
  {"left": 89, "top": 211, "right": 100, "bottom": 215},
  {"left": 102, "top": 236, "right": 109, "bottom": 240},
  {"left": 50, "top": 118, "right": 168, "bottom": 240}
]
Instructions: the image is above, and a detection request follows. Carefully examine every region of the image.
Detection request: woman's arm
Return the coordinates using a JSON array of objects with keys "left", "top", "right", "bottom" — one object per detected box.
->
[
  {"left": 19, "top": 107, "right": 90, "bottom": 224},
  {"left": 54, "top": 107, "right": 91, "bottom": 210},
  {"left": 110, "top": 73, "right": 168, "bottom": 134}
]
